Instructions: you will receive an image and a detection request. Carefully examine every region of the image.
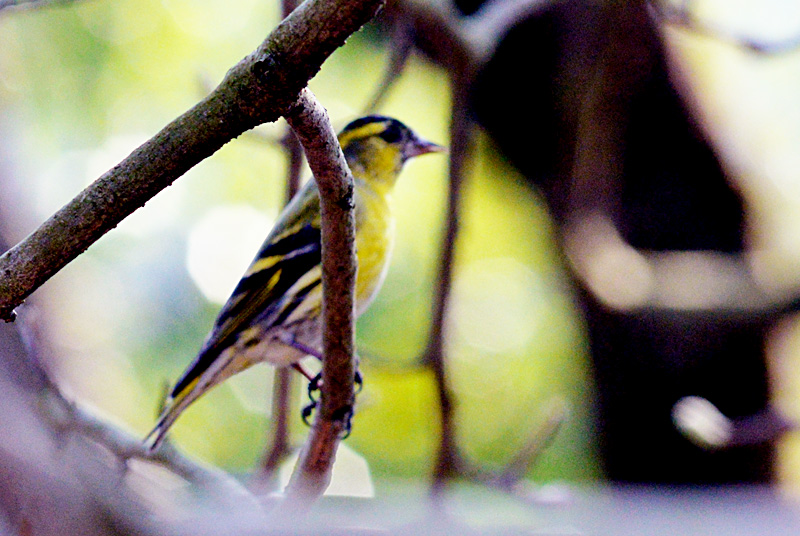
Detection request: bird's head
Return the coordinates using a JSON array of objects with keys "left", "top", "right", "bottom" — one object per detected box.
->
[{"left": 338, "top": 115, "right": 444, "bottom": 191}]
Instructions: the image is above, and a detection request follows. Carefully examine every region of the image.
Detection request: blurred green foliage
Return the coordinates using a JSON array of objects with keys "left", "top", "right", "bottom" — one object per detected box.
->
[{"left": 2, "top": 0, "right": 597, "bottom": 485}]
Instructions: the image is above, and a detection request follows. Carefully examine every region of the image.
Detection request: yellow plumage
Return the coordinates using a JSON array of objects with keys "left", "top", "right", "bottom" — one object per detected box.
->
[{"left": 145, "top": 115, "right": 443, "bottom": 450}]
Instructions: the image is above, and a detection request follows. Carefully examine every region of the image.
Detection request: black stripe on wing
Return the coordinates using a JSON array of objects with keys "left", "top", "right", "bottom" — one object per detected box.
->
[
  {"left": 170, "top": 223, "right": 321, "bottom": 398},
  {"left": 219, "top": 223, "right": 322, "bottom": 329},
  {"left": 268, "top": 277, "right": 322, "bottom": 327}
]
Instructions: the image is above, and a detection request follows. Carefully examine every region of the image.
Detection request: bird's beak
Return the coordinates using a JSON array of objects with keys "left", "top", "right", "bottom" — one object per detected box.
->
[{"left": 405, "top": 136, "right": 447, "bottom": 159}]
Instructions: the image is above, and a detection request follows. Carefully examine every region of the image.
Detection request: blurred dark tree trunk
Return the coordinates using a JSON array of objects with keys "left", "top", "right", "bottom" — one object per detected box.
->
[{"left": 468, "top": 0, "right": 779, "bottom": 483}]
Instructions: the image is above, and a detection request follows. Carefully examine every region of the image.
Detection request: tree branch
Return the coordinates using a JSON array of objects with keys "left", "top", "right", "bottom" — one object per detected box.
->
[
  {"left": 0, "top": 0, "right": 384, "bottom": 322},
  {"left": 427, "top": 67, "right": 476, "bottom": 492},
  {"left": 281, "top": 88, "right": 357, "bottom": 508},
  {"left": 382, "top": 0, "right": 559, "bottom": 493},
  {"left": 651, "top": 0, "right": 800, "bottom": 54},
  {"left": 392, "top": 0, "right": 547, "bottom": 70},
  {"left": 13, "top": 306, "right": 260, "bottom": 507}
]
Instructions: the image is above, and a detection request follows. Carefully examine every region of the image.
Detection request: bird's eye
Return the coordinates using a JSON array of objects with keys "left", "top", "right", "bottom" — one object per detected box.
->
[{"left": 378, "top": 122, "right": 403, "bottom": 144}]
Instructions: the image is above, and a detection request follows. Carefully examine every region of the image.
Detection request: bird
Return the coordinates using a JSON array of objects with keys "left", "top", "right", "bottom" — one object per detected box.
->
[{"left": 145, "top": 115, "right": 444, "bottom": 450}]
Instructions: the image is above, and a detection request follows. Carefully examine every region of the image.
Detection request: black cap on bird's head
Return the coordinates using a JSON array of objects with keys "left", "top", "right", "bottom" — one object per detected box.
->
[{"left": 339, "top": 115, "right": 445, "bottom": 168}]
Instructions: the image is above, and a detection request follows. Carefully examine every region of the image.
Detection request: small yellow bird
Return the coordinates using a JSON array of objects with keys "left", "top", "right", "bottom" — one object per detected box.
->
[{"left": 146, "top": 116, "right": 443, "bottom": 450}]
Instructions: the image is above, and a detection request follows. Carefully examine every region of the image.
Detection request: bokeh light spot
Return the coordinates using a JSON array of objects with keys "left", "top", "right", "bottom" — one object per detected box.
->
[
  {"left": 186, "top": 204, "right": 274, "bottom": 304},
  {"left": 450, "top": 257, "right": 547, "bottom": 355}
]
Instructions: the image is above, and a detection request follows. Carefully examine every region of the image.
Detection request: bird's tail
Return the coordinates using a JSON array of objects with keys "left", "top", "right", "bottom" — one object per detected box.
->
[
  {"left": 144, "top": 347, "right": 243, "bottom": 451},
  {"left": 143, "top": 376, "right": 203, "bottom": 452}
]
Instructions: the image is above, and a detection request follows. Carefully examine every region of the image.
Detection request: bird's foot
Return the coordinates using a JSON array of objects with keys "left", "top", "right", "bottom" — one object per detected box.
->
[
  {"left": 301, "top": 372, "right": 323, "bottom": 427},
  {"left": 300, "top": 369, "right": 362, "bottom": 439},
  {"left": 354, "top": 369, "right": 363, "bottom": 393}
]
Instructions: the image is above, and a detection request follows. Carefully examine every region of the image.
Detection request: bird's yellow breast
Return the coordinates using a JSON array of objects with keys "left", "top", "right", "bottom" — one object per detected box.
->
[{"left": 354, "top": 182, "right": 394, "bottom": 315}]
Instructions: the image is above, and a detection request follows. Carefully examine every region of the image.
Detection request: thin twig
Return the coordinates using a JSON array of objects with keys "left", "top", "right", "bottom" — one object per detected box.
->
[
  {"left": 673, "top": 396, "right": 796, "bottom": 450},
  {"left": 489, "top": 399, "right": 569, "bottom": 490},
  {"left": 388, "top": 0, "right": 556, "bottom": 493},
  {"left": 426, "top": 65, "right": 476, "bottom": 493},
  {"left": 259, "top": 367, "right": 294, "bottom": 484},
  {"left": 281, "top": 128, "right": 305, "bottom": 204},
  {"left": 363, "top": 17, "right": 415, "bottom": 114}
]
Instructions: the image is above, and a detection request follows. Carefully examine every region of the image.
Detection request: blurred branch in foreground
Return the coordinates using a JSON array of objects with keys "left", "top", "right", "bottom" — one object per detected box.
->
[
  {"left": 673, "top": 396, "right": 797, "bottom": 450},
  {"left": 651, "top": 0, "right": 800, "bottom": 54},
  {"left": 0, "top": 293, "right": 268, "bottom": 534}
]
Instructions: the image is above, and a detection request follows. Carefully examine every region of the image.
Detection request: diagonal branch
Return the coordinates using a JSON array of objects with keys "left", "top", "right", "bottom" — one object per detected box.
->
[{"left": 0, "top": 0, "right": 384, "bottom": 322}]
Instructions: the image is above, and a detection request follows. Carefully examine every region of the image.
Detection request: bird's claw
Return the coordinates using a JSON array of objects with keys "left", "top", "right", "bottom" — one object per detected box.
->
[
  {"left": 307, "top": 372, "right": 322, "bottom": 403},
  {"left": 300, "top": 370, "right": 361, "bottom": 438},
  {"left": 301, "top": 372, "right": 323, "bottom": 427},
  {"left": 337, "top": 405, "right": 354, "bottom": 439},
  {"left": 355, "top": 369, "right": 363, "bottom": 394},
  {"left": 301, "top": 399, "right": 317, "bottom": 427}
]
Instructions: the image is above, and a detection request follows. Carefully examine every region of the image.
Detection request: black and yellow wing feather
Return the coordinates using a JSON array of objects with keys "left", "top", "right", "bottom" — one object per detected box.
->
[{"left": 170, "top": 181, "right": 323, "bottom": 398}]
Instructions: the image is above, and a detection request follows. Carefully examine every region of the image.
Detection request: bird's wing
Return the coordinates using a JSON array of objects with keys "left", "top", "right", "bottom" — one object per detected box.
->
[{"left": 170, "top": 183, "right": 322, "bottom": 397}]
